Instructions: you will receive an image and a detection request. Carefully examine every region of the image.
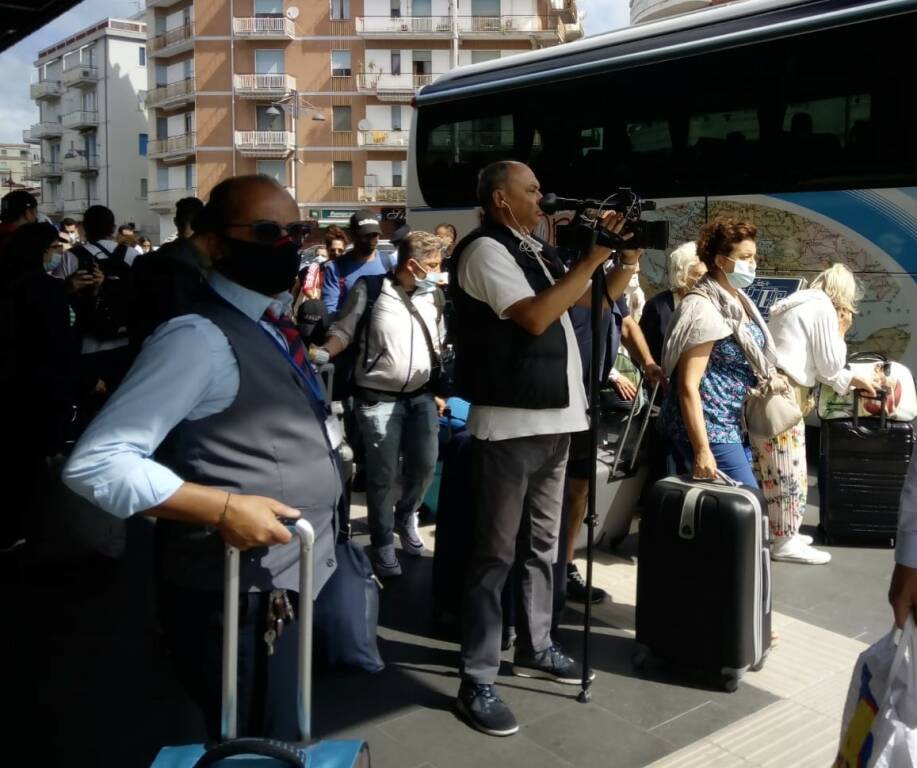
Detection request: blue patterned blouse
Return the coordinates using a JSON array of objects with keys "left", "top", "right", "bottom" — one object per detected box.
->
[{"left": 661, "top": 321, "right": 765, "bottom": 445}]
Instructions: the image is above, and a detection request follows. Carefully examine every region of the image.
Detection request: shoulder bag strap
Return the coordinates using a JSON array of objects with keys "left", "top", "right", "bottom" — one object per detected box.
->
[{"left": 392, "top": 283, "right": 440, "bottom": 369}]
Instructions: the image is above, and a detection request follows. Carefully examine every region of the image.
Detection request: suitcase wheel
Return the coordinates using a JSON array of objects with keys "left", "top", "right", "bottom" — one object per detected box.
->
[{"left": 721, "top": 672, "right": 739, "bottom": 693}]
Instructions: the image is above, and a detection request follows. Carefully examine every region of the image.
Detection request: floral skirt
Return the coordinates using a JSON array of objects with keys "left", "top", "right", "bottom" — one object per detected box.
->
[{"left": 750, "top": 420, "right": 808, "bottom": 538}]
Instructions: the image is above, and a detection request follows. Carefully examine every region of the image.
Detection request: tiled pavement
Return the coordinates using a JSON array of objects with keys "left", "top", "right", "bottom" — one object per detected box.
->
[{"left": 0, "top": 472, "right": 895, "bottom": 767}]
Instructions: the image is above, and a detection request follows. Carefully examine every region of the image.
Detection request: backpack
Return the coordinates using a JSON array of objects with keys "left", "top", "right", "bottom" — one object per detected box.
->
[
  {"left": 71, "top": 241, "right": 134, "bottom": 341},
  {"left": 331, "top": 275, "right": 446, "bottom": 401}
]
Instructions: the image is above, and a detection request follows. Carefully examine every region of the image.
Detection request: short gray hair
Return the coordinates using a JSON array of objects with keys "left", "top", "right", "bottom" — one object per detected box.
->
[{"left": 667, "top": 241, "right": 701, "bottom": 291}]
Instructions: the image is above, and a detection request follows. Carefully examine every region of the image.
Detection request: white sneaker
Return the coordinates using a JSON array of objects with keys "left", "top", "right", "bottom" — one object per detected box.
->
[
  {"left": 368, "top": 544, "right": 402, "bottom": 578},
  {"left": 771, "top": 534, "right": 831, "bottom": 565},
  {"left": 394, "top": 512, "right": 425, "bottom": 556},
  {"left": 797, "top": 533, "right": 814, "bottom": 546}
]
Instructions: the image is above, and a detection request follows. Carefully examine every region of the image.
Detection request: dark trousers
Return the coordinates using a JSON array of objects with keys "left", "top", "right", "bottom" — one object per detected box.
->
[
  {"left": 460, "top": 433, "right": 570, "bottom": 684},
  {"left": 158, "top": 584, "right": 300, "bottom": 741}
]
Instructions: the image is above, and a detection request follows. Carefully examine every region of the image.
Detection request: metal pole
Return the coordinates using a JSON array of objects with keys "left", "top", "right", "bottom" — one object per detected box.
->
[{"left": 578, "top": 255, "right": 603, "bottom": 704}]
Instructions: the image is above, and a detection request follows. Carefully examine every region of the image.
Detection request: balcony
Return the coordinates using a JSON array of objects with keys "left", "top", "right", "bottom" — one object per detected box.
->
[
  {"left": 356, "top": 72, "right": 437, "bottom": 102},
  {"left": 144, "top": 0, "right": 183, "bottom": 7},
  {"left": 358, "top": 186, "right": 407, "bottom": 203},
  {"left": 355, "top": 16, "right": 453, "bottom": 37},
  {"left": 456, "top": 15, "right": 554, "bottom": 39},
  {"left": 149, "top": 187, "right": 197, "bottom": 212},
  {"left": 23, "top": 129, "right": 38, "bottom": 144},
  {"left": 62, "top": 64, "right": 99, "bottom": 89},
  {"left": 234, "top": 130, "right": 294, "bottom": 158},
  {"left": 557, "top": 18, "right": 585, "bottom": 42},
  {"left": 358, "top": 129, "right": 410, "bottom": 150},
  {"left": 148, "top": 22, "right": 194, "bottom": 58},
  {"left": 32, "top": 161, "right": 62, "bottom": 178},
  {"left": 30, "top": 122, "right": 63, "bottom": 140},
  {"left": 551, "top": 0, "right": 580, "bottom": 23},
  {"left": 63, "top": 197, "right": 100, "bottom": 214},
  {"left": 233, "top": 73, "right": 296, "bottom": 99},
  {"left": 62, "top": 153, "right": 100, "bottom": 173},
  {"left": 31, "top": 80, "right": 63, "bottom": 100},
  {"left": 233, "top": 16, "right": 295, "bottom": 39},
  {"left": 147, "top": 77, "right": 196, "bottom": 110},
  {"left": 38, "top": 199, "right": 63, "bottom": 216},
  {"left": 149, "top": 133, "right": 196, "bottom": 161},
  {"left": 62, "top": 110, "right": 99, "bottom": 131}
]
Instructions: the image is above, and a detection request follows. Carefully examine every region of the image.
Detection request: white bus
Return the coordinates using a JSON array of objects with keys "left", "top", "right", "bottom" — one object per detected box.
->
[{"left": 408, "top": 0, "right": 917, "bottom": 370}]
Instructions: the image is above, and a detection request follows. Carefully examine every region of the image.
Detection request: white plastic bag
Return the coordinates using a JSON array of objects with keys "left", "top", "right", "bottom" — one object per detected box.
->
[{"left": 835, "top": 617, "right": 917, "bottom": 767}]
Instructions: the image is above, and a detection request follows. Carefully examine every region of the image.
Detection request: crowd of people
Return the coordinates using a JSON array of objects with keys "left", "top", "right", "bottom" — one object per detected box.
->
[{"left": 0, "top": 161, "right": 908, "bottom": 744}]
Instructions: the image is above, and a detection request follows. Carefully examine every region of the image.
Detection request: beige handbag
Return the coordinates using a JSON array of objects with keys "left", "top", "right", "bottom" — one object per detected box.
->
[{"left": 744, "top": 376, "right": 804, "bottom": 439}]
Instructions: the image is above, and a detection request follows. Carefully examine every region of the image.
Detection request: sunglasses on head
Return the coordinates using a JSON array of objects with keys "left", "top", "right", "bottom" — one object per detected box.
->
[{"left": 227, "top": 220, "right": 311, "bottom": 244}]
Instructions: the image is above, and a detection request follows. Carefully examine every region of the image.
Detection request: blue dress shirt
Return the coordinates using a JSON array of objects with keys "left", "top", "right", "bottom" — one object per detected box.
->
[{"left": 63, "top": 271, "right": 293, "bottom": 518}]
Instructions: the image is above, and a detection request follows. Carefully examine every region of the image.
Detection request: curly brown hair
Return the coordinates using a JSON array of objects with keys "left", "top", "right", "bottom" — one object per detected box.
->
[
  {"left": 695, "top": 217, "right": 757, "bottom": 270},
  {"left": 324, "top": 224, "right": 348, "bottom": 251}
]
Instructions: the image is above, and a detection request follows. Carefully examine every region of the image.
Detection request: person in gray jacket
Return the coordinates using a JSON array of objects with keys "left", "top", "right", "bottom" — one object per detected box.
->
[{"left": 314, "top": 231, "right": 447, "bottom": 577}]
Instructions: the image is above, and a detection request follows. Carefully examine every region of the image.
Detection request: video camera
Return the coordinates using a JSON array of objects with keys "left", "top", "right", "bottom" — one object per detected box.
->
[{"left": 540, "top": 189, "right": 670, "bottom": 253}]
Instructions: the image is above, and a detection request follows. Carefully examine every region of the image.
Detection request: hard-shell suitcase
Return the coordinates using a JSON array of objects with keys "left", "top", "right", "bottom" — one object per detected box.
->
[
  {"left": 819, "top": 389, "right": 913, "bottom": 544},
  {"left": 150, "top": 520, "right": 370, "bottom": 767},
  {"left": 634, "top": 474, "right": 772, "bottom": 692},
  {"left": 421, "top": 398, "right": 470, "bottom": 520}
]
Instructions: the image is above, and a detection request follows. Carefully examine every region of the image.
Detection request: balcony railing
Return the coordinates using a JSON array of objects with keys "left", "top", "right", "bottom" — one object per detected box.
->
[
  {"left": 30, "top": 122, "right": 63, "bottom": 140},
  {"left": 355, "top": 16, "right": 453, "bottom": 35},
  {"left": 62, "top": 64, "right": 99, "bottom": 88},
  {"left": 147, "top": 77, "right": 196, "bottom": 109},
  {"left": 32, "top": 161, "right": 62, "bottom": 178},
  {"left": 149, "top": 22, "right": 194, "bottom": 57},
  {"left": 23, "top": 129, "right": 38, "bottom": 144},
  {"left": 356, "top": 72, "right": 437, "bottom": 101},
  {"left": 149, "top": 186, "right": 197, "bottom": 211},
  {"left": 62, "top": 153, "right": 99, "bottom": 173},
  {"left": 234, "top": 130, "right": 295, "bottom": 157},
  {"left": 38, "top": 199, "right": 63, "bottom": 216},
  {"left": 233, "top": 16, "right": 295, "bottom": 39},
  {"left": 149, "top": 133, "right": 196, "bottom": 158},
  {"left": 62, "top": 110, "right": 99, "bottom": 130},
  {"left": 456, "top": 15, "right": 550, "bottom": 35},
  {"left": 233, "top": 73, "right": 296, "bottom": 98},
  {"left": 358, "top": 186, "right": 407, "bottom": 203},
  {"left": 63, "top": 197, "right": 100, "bottom": 214},
  {"left": 358, "top": 129, "right": 410, "bottom": 149},
  {"left": 31, "top": 80, "right": 63, "bottom": 100}
]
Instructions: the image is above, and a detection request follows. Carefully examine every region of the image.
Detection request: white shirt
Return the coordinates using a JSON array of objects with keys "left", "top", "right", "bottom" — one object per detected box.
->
[
  {"left": 63, "top": 271, "right": 292, "bottom": 518},
  {"left": 457, "top": 235, "right": 589, "bottom": 441}
]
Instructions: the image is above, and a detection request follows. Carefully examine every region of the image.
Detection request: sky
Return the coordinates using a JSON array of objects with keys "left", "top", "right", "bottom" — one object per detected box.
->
[{"left": 0, "top": 0, "right": 631, "bottom": 144}]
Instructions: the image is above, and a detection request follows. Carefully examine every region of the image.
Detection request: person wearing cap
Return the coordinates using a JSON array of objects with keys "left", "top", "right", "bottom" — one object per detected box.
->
[
  {"left": 390, "top": 223, "right": 411, "bottom": 248},
  {"left": 321, "top": 209, "right": 396, "bottom": 319},
  {"left": 0, "top": 190, "right": 39, "bottom": 259}
]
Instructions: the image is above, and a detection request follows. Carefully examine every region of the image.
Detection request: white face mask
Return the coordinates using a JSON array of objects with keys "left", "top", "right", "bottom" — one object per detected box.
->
[{"left": 725, "top": 257, "right": 756, "bottom": 289}]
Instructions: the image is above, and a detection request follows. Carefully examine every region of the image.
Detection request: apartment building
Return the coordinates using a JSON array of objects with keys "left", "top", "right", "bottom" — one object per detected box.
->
[
  {"left": 26, "top": 18, "right": 155, "bottom": 234},
  {"left": 0, "top": 143, "right": 40, "bottom": 189},
  {"left": 630, "top": 0, "right": 734, "bottom": 24},
  {"left": 145, "top": 0, "right": 582, "bottom": 241}
]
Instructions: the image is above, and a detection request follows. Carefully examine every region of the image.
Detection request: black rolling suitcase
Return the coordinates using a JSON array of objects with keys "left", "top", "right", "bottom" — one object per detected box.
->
[
  {"left": 819, "top": 389, "right": 913, "bottom": 544},
  {"left": 635, "top": 473, "right": 772, "bottom": 692}
]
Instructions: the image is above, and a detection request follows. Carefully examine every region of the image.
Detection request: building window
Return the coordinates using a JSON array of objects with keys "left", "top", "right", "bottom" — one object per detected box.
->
[
  {"left": 332, "top": 106, "right": 352, "bottom": 132},
  {"left": 333, "top": 161, "right": 353, "bottom": 187},
  {"left": 330, "top": 0, "right": 350, "bottom": 20},
  {"left": 392, "top": 160, "right": 403, "bottom": 187},
  {"left": 139, "top": 133, "right": 148, "bottom": 156},
  {"left": 255, "top": 49, "right": 284, "bottom": 75},
  {"left": 390, "top": 0, "right": 401, "bottom": 18},
  {"left": 392, "top": 106, "right": 402, "bottom": 131},
  {"left": 256, "top": 105, "right": 284, "bottom": 132},
  {"left": 140, "top": 178, "right": 148, "bottom": 198},
  {"left": 139, "top": 46, "right": 146, "bottom": 66},
  {"left": 257, "top": 160, "right": 285, "bottom": 183},
  {"left": 331, "top": 50, "right": 352, "bottom": 77},
  {"left": 254, "top": 0, "right": 283, "bottom": 15}
]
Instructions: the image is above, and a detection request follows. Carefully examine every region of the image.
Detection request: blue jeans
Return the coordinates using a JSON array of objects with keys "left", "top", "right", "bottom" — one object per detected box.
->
[
  {"left": 356, "top": 392, "right": 439, "bottom": 547},
  {"left": 671, "top": 440, "right": 760, "bottom": 489}
]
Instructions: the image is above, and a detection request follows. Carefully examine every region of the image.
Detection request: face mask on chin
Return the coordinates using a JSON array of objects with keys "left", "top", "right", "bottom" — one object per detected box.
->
[{"left": 216, "top": 235, "right": 301, "bottom": 297}]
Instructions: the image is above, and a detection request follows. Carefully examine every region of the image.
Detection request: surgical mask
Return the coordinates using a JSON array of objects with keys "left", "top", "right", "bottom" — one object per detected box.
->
[
  {"left": 45, "top": 251, "right": 63, "bottom": 273},
  {"left": 416, "top": 271, "right": 447, "bottom": 291},
  {"left": 725, "top": 257, "right": 756, "bottom": 289},
  {"left": 216, "top": 235, "right": 301, "bottom": 296}
]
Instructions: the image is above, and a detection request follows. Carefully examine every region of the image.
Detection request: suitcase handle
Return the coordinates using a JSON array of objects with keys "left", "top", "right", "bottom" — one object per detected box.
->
[
  {"left": 194, "top": 738, "right": 306, "bottom": 768},
  {"left": 852, "top": 388, "right": 888, "bottom": 430},
  {"left": 221, "top": 519, "right": 315, "bottom": 743}
]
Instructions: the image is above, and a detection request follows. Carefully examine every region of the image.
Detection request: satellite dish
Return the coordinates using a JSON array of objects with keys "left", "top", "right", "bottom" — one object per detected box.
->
[
  {"left": 357, "top": 118, "right": 371, "bottom": 131},
  {"left": 286, "top": 6, "right": 299, "bottom": 19}
]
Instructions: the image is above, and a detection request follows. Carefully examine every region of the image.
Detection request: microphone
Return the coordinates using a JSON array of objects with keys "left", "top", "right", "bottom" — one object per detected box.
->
[{"left": 539, "top": 193, "right": 615, "bottom": 214}]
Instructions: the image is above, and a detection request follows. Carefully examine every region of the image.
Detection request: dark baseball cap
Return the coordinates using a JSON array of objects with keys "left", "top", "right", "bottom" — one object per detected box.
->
[
  {"left": 390, "top": 223, "right": 411, "bottom": 246},
  {"left": 1, "top": 190, "right": 38, "bottom": 223},
  {"left": 349, "top": 208, "right": 382, "bottom": 237}
]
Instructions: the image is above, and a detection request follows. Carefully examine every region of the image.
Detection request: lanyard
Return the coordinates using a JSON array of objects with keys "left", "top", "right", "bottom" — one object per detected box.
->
[{"left": 258, "top": 324, "right": 327, "bottom": 411}]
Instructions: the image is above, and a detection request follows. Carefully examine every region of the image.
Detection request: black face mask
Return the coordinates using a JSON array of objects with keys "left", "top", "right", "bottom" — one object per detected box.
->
[{"left": 216, "top": 235, "right": 300, "bottom": 297}]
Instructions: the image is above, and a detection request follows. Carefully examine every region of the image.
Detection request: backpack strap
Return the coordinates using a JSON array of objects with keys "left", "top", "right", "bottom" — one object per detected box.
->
[{"left": 355, "top": 274, "right": 388, "bottom": 370}]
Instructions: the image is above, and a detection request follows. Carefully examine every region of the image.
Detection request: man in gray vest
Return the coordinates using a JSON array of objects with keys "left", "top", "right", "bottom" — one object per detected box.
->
[
  {"left": 448, "top": 161, "right": 641, "bottom": 737},
  {"left": 64, "top": 175, "right": 339, "bottom": 740}
]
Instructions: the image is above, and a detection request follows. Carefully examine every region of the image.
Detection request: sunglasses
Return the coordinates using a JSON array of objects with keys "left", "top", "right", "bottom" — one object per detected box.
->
[{"left": 227, "top": 220, "right": 311, "bottom": 243}]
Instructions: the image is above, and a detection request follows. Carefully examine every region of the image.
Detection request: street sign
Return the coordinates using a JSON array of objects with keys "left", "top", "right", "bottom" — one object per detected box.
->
[
  {"left": 307, "top": 208, "right": 361, "bottom": 221},
  {"left": 745, "top": 277, "right": 805, "bottom": 320}
]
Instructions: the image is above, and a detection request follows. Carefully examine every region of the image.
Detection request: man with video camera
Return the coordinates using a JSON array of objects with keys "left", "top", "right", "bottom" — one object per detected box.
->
[{"left": 448, "top": 160, "right": 642, "bottom": 737}]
